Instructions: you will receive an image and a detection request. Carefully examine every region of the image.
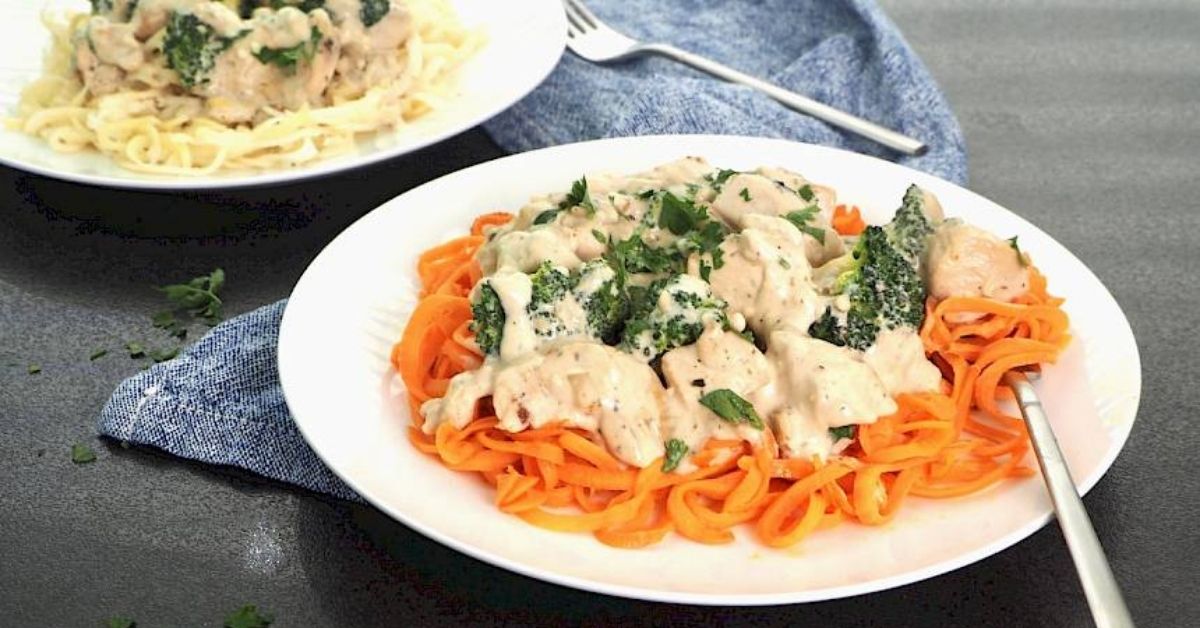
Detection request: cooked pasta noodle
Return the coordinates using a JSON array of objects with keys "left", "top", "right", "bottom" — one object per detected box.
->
[{"left": 9, "top": 0, "right": 481, "bottom": 174}]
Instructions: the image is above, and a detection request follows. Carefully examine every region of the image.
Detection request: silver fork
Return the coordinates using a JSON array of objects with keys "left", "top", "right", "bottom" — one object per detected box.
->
[
  {"left": 1005, "top": 371, "right": 1135, "bottom": 628},
  {"left": 561, "top": 0, "right": 927, "bottom": 156}
]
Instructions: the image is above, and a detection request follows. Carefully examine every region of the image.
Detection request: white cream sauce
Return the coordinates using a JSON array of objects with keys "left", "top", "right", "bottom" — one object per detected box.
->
[
  {"left": 419, "top": 160, "right": 999, "bottom": 470},
  {"left": 76, "top": 0, "right": 410, "bottom": 123}
]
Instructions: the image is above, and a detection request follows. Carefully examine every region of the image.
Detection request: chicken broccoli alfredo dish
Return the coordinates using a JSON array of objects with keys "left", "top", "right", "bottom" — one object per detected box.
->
[
  {"left": 11, "top": 0, "right": 480, "bottom": 174},
  {"left": 394, "top": 158, "right": 1070, "bottom": 549}
]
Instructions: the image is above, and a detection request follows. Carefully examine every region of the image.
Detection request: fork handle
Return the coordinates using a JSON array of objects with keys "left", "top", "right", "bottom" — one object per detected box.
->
[
  {"left": 640, "top": 44, "right": 927, "bottom": 156},
  {"left": 1005, "top": 372, "right": 1135, "bottom": 628}
]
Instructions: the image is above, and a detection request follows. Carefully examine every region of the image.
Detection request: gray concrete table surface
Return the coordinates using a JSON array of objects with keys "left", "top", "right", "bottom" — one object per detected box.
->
[{"left": 2, "top": 0, "right": 1197, "bottom": 626}]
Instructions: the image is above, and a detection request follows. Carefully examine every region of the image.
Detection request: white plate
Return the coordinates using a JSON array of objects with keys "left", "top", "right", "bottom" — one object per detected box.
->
[
  {"left": 0, "top": 0, "right": 564, "bottom": 189},
  {"left": 278, "top": 135, "right": 1141, "bottom": 605}
]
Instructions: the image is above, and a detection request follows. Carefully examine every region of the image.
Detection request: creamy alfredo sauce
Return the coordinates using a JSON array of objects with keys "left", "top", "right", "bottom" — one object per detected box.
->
[
  {"left": 76, "top": 0, "right": 411, "bottom": 123},
  {"left": 420, "top": 158, "right": 999, "bottom": 469}
]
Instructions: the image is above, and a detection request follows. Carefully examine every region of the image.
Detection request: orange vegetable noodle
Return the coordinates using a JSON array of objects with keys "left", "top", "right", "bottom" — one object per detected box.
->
[{"left": 392, "top": 210, "right": 1069, "bottom": 549}]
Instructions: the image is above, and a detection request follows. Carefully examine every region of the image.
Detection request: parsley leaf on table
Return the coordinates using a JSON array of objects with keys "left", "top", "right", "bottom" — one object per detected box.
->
[
  {"left": 71, "top": 443, "right": 97, "bottom": 464},
  {"left": 225, "top": 604, "right": 273, "bottom": 628},
  {"left": 158, "top": 268, "right": 225, "bottom": 325}
]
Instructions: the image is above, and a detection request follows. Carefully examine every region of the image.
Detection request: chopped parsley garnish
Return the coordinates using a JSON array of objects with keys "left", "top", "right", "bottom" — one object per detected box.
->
[
  {"left": 662, "top": 438, "right": 689, "bottom": 472},
  {"left": 89, "top": 349, "right": 109, "bottom": 361},
  {"left": 739, "top": 187, "right": 752, "bottom": 202},
  {"left": 699, "top": 389, "right": 764, "bottom": 430},
  {"left": 564, "top": 177, "right": 596, "bottom": 215},
  {"left": 224, "top": 605, "right": 273, "bottom": 628},
  {"left": 71, "top": 443, "right": 97, "bottom": 464},
  {"left": 608, "top": 234, "right": 683, "bottom": 278},
  {"left": 533, "top": 177, "right": 596, "bottom": 225},
  {"left": 125, "top": 342, "right": 146, "bottom": 359},
  {"left": 681, "top": 221, "right": 728, "bottom": 282},
  {"left": 778, "top": 258, "right": 791, "bottom": 269},
  {"left": 830, "top": 425, "right": 855, "bottom": 441},
  {"left": 591, "top": 229, "right": 607, "bottom": 244},
  {"left": 105, "top": 618, "right": 136, "bottom": 628},
  {"left": 657, "top": 192, "right": 706, "bottom": 235},
  {"left": 27, "top": 364, "right": 41, "bottom": 375},
  {"left": 1008, "top": 236, "right": 1029, "bottom": 267},
  {"left": 705, "top": 168, "right": 738, "bottom": 190},
  {"left": 797, "top": 184, "right": 815, "bottom": 201},
  {"left": 784, "top": 207, "right": 826, "bottom": 244}
]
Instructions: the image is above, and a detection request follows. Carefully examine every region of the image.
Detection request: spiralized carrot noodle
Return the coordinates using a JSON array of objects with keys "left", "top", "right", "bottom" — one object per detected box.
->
[{"left": 393, "top": 213, "right": 1070, "bottom": 549}]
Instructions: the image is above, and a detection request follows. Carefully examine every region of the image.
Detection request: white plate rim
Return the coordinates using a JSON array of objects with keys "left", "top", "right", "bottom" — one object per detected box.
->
[
  {"left": 0, "top": 0, "right": 565, "bottom": 190},
  {"left": 277, "top": 134, "right": 1141, "bottom": 605}
]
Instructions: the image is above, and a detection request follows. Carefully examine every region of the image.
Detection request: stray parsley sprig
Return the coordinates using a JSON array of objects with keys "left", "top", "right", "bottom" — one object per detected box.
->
[
  {"left": 784, "top": 207, "right": 826, "bottom": 244},
  {"left": 225, "top": 604, "right": 273, "bottom": 628},
  {"left": 159, "top": 268, "right": 225, "bottom": 325}
]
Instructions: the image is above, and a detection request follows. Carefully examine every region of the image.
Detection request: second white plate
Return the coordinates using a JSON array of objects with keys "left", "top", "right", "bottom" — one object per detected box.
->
[
  {"left": 0, "top": 0, "right": 564, "bottom": 189},
  {"left": 278, "top": 135, "right": 1141, "bottom": 605}
]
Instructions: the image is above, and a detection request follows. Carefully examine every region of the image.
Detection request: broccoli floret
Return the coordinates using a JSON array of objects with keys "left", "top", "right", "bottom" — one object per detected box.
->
[
  {"left": 470, "top": 282, "right": 504, "bottom": 356},
  {"left": 163, "top": 12, "right": 237, "bottom": 88},
  {"left": 808, "top": 226, "right": 924, "bottom": 350},
  {"left": 574, "top": 260, "right": 628, "bottom": 344},
  {"left": 360, "top": 0, "right": 390, "bottom": 27},
  {"left": 526, "top": 262, "right": 578, "bottom": 340},
  {"left": 254, "top": 27, "right": 323, "bottom": 74},
  {"left": 620, "top": 274, "right": 727, "bottom": 361},
  {"left": 885, "top": 184, "right": 936, "bottom": 263}
]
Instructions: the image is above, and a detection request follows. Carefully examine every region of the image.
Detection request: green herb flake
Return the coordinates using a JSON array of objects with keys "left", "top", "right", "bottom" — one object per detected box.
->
[
  {"left": 159, "top": 268, "right": 225, "bottom": 324},
  {"left": 706, "top": 168, "right": 737, "bottom": 190},
  {"left": 739, "top": 187, "right": 752, "bottom": 202},
  {"left": 784, "top": 207, "right": 826, "bottom": 244},
  {"left": 27, "top": 364, "right": 42, "bottom": 374},
  {"left": 224, "top": 604, "right": 273, "bottom": 628},
  {"left": 778, "top": 257, "right": 791, "bottom": 269},
  {"left": 150, "top": 347, "right": 180, "bottom": 363},
  {"left": 698, "top": 389, "right": 764, "bottom": 430},
  {"left": 71, "top": 443, "right": 97, "bottom": 464},
  {"left": 591, "top": 229, "right": 607, "bottom": 245},
  {"left": 658, "top": 192, "right": 706, "bottom": 235},
  {"left": 105, "top": 617, "right": 136, "bottom": 628},
  {"left": 662, "top": 438, "right": 689, "bottom": 472},
  {"left": 89, "top": 349, "right": 109, "bottom": 361},
  {"left": 125, "top": 342, "right": 146, "bottom": 359},
  {"left": 830, "top": 425, "right": 855, "bottom": 441},
  {"left": 561, "top": 177, "right": 596, "bottom": 216},
  {"left": 797, "top": 184, "right": 815, "bottom": 201},
  {"left": 1007, "top": 236, "right": 1029, "bottom": 267}
]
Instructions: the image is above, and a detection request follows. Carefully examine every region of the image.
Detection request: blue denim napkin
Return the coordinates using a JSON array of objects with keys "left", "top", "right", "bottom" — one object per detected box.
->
[{"left": 99, "top": 0, "right": 967, "bottom": 500}]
